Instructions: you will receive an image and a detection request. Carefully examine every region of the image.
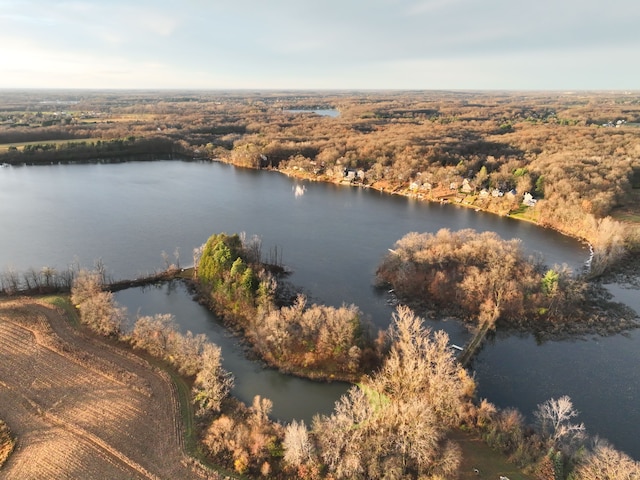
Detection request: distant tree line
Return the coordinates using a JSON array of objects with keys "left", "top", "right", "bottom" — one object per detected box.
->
[
  {"left": 0, "top": 136, "right": 185, "bottom": 165},
  {"left": 0, "top": 265, "right": 76, "bottom": 296},
  {"left": 0, "top": 259, "right": 108, "bottom": 296}
]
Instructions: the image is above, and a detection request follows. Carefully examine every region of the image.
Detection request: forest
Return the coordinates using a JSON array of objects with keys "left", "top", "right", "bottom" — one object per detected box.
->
[{"left": 2, "top": 89, "right": 640, "bottom": 478}]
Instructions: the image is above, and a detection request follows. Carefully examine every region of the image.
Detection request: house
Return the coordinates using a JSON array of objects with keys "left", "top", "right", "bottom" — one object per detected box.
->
[
  {"left": 523, "top": 192, "right": 537, "bottom": 207},
  {"left": 344, "top": 168, "right": 356, "bottom": 180},
  {"left": 491, "top": 188, "right": 504, "bottom": 197},
  {"left": 461, "top": 179, "right": 474, "bottom": 193},
  {"left": 479, "top": 188, "right": 489, "bottom": 198}
]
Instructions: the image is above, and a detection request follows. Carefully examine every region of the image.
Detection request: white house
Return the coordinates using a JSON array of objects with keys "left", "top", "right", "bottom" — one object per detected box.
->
[{"left": 523, "top": 192, "right": 537, "bottom": 207}]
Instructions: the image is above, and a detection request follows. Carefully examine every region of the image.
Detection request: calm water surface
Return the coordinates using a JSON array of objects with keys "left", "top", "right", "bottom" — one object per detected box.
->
[
  {"left": 115, "top": 281, "right": 349, "bottom": 422},
  {"left": 2, "top": 161, "right": 637, "bottom": 458},
  {"left": 285, "top": 109, "right": 339, "bottom": 117}
]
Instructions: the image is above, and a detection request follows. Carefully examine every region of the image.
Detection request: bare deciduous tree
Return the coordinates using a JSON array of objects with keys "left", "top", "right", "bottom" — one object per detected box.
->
[
  {"left": 310, "top": 306, "right": 470, "bottom": 479},
  {"left": 171, "top": 330, "right": 207, "bottom": 376},
  {"left": 193, "top": 343, "right": 233, "bottom": 414},
  {"left": 534, "top": 395, "right": 586, "bottom": 449},
  {"left": 70, "top": 269, "right": 103, "bottom": 306},
  {"left": 130, "top": 313, "right": 176, "bottom": 357},
  {"left": 193, "top": 243, "right": 204, "bottom": 277},
  {"left": 71, "top": 269, "right": 124, "bottom": 336},
  {"left": 572, "top": 438, "right": 640, "bottom": 480},
  {"left": 373, "top": 305, "right": 474, "bottom": 425},
  {"left": 283, "top": 420, "right": 313, "bottom": 468},
  {"left": 255, "top": 294, "right": 369, "bottom": 374},
  {"left": 0, "top": 268, "right": 20, "bottom": 294}
]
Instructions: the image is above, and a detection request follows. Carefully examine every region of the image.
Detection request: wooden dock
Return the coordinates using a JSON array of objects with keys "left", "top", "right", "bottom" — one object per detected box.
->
[{"left": 457, "top": 322, "right": 492, "bottom": 367}]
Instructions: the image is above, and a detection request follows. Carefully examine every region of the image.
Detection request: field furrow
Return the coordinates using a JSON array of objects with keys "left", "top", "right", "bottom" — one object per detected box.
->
[
  {"left": 5, "top": 427, "right": 148, "bottom": 480},
  {"left": 0, "top": 298, "right": 215, "bottom": 479}
]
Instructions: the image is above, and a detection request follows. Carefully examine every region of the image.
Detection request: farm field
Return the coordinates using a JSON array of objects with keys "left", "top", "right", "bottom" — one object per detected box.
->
[
  {"left": 0, "top": 297, "right": 217, "bottom": 480},
  {"left": 0, "top": 138, "right": 101, "bottom": 152}
]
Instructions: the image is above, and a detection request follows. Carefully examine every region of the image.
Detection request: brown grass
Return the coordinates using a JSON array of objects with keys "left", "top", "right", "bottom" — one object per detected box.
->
[
  {"left": 611, "top": 190, "right": 640, "bottom": 224},
  {"left": 452, "top": 429, "right": 534, "bottom": 480}
]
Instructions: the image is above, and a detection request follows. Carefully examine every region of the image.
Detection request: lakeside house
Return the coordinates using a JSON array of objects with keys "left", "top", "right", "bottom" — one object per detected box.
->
[
  {"left": 523, "top": 192, "right": 537, "bottom": 207},
  {"left": 461, "top": 178, "right": 474, "bottom": 193}
]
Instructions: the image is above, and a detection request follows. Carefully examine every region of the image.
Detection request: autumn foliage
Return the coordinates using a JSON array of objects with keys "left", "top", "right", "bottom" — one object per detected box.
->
[
  {"left": 283, "top": 306, "right": 475, "bottom": 479},
  {"left": 376, "top": 228, "right": 589, "bottom": 329},
  {"left": 195, "top": 233, "right": 379, "bottom": 380}
]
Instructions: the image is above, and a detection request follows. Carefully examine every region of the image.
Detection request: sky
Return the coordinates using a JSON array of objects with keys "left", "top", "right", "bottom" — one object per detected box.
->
[{"left": 1, "top": 0, "right": 639, "bottom": 90}]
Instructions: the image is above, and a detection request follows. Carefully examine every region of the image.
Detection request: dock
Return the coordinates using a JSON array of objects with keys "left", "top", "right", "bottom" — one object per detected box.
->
[{"left": 457, "top": 322, "right": 492, "bottom": 367}]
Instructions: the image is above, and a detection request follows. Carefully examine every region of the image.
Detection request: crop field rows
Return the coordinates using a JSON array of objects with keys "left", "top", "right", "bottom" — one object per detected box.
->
[{"left": 0, "top": 298, "right": 213, "bottom": 479}]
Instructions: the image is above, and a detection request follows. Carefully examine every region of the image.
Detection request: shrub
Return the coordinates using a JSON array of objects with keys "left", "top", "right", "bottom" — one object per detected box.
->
[
  {"left": 0, "top": 420, "right": 15, "bottom": 468},
  {"left": 71, "top": 269, "right": 124, "bottom": 336}
]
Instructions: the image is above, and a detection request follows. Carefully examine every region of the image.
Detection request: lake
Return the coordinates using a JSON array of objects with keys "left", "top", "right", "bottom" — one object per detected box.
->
[
  {"left": 1, "top": 160, "right": 637, "bottom": 458},
  {"left": 285, "top": 109, "right": 340, "bottom": 117}
]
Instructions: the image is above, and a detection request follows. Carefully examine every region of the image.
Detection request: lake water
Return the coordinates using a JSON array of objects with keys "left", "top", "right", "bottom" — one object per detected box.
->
[
  {"left": 1, "top": 160, "right": 637, "bottom": 458},
  {"left": 115, "top": 281, "right": 349, "bottom": 422},
  {"left": 285, "top": 109, "right": 340, "bottom": 117}
]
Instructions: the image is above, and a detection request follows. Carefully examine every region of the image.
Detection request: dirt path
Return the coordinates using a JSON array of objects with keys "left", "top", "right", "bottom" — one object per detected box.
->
[{"left": 0, "top": 297, "right": 220, "bottom": 480}]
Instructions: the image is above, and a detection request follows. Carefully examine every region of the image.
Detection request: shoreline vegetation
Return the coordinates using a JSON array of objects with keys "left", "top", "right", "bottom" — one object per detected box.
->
[
  {"left": 5, "top": 285, "right": 639, "bottom": 478},
  {"left": 1, "top": 210, "right": 638, "bottom": 478},
  {"left": 2, "top": 90, "right": 640, "bottom": 478},
  {"left": 243, "top": 159, "right": 639, "bottom": 280},
  {"left": 189, "top": 233, "right": 383, "bottom": 383},
  {"left": 376, "top": 229, "right": 639, "bottom": 339}
]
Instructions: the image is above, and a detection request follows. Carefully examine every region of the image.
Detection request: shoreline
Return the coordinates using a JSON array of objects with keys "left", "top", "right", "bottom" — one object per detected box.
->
[
  {"left": 248, "top": 160, "right": 600, "bottom": 259},
  {"left": 183, "top": 276, "right": 365, "bottom": 384}
]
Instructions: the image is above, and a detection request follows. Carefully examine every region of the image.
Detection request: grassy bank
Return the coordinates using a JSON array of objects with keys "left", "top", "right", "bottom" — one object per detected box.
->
[{"left": 452, "top": 429, "right": 533, "bottom": 480}]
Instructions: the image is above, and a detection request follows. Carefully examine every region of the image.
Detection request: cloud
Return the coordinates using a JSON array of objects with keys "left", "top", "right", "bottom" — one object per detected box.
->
[
  {"left": 404, "top": 0, "right": 467, "bottom": 16},
  {"left": 0, "top": 12, "right": 56, "bottom": 25},
  {"left": 1, "top": 0, "right": 638, "bottom": 89}
]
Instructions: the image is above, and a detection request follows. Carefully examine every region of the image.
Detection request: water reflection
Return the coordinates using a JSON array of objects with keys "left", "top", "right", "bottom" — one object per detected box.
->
[
  {"left": 115, "top": 281, "right": 350, "bottom": 423},
  {"left": 474, "top": 317, "right": 640, "bottom": 459}
]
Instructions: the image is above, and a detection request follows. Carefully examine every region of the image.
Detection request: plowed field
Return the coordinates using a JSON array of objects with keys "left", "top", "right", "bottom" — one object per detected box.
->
[{"left": 0, "top": 297, "right": 220, "bottom": 479}]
